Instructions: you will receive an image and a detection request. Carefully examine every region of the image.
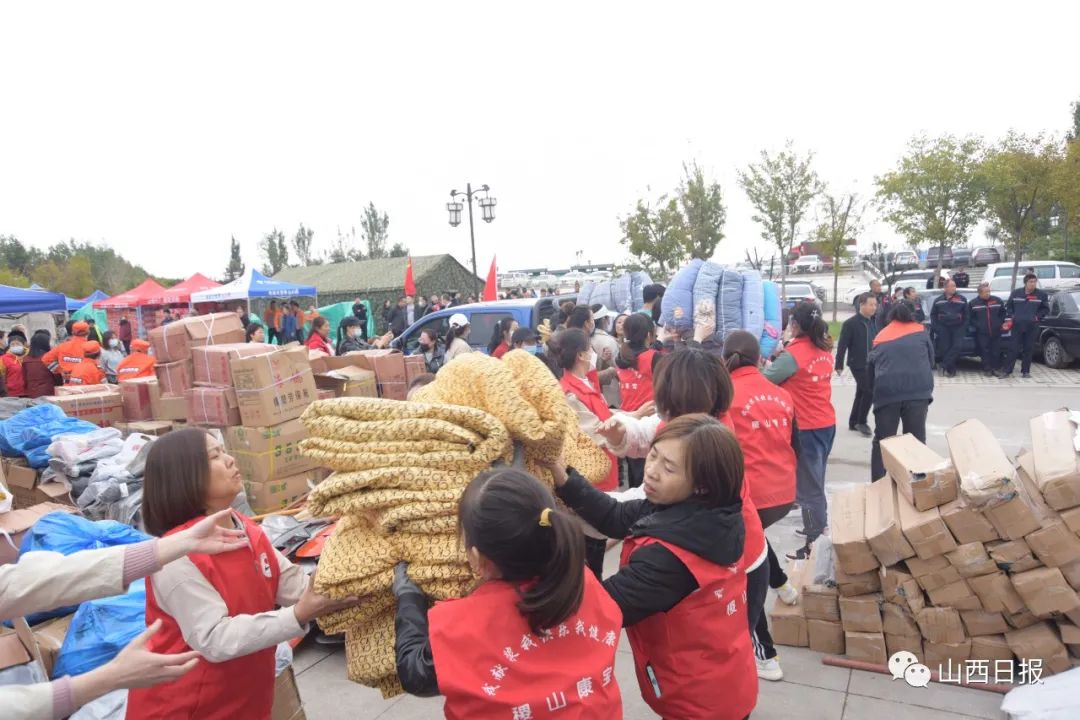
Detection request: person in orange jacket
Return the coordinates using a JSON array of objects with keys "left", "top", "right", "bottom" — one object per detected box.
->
[
  {"left": 116, "top": 339, "right": 157, "bottom": 381},
  {"left": 67, "top": 342, "right": 106, "bottom": 386},
  {"left": 43, "top": 320, "right": 90, "bottom": 377}
]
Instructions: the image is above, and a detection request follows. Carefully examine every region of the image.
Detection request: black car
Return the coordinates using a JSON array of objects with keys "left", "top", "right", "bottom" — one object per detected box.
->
[
  {"left": 952, "top": 247, "right": 973, "bottom": 267},
  {"left": 972, "top": 247, "right": 1001, "bottom": 266},
  {"left": 1037, "top": 288, "right": 1080, "bottom": 368},
  {"left": 926, "top": 246, "right": 954, "bottom": 268}
]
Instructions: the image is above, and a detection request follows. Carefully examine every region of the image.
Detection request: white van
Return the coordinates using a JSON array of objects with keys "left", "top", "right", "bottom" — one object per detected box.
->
[{"left": 982, "top": 261, "right": 1080, "bottom": 291}]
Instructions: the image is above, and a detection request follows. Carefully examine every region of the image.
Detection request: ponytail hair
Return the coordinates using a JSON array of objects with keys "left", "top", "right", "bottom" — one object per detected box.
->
[
  {"left": 791, "top": 301, "right": 832, "bottom": 351},
  {"left": 488, "top": 317, "right": 515, "bottom": 355},
  {"left": 459, "top": 468, "right": 585, "bottom": 634},
  {"left": 721, "top": 330, "right": 761, "bottom": 372},
  {"left": 616, "top": 313, "right": 654, "bottom": 370}
]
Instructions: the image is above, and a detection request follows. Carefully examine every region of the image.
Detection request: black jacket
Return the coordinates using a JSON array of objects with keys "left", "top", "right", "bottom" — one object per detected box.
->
[
  {"left": 873, "top": 294, "right": 894, "bottom": 328},
  {"left": 930, "top": 292, "right": 969, "bottom": 327},
  {"left": 556, "top": 469, "right": 744, "bottom": 627},
  {"left": 952, "top": 270, "right": 970, "bottom": 288},
  {"left": 390, "top": 306, "right": 409, "bottom": 336},
  {"left": 835, "top": 314, "right": 878, "bottom": 371},
  {"left": 969, "top": 295, "right": 1006, "bottom": 337},
  {"left": 1006, "top": 288, "right": 1050, "bottom": 327},
  {"left": 868, "top": 325, "right": 935, "bottom": 407},
  {"left": 337, "top": 336, "right": 376, "bottom": 355},
  {"left": 413, "top": 344, "right": 446, "bottom": 374}
]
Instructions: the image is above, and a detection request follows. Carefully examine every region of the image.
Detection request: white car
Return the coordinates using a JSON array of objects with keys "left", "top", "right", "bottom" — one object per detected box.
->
[
  {"left": 530, "top": 274, "right": 558, "bottom": 289},
  {"left": 790, "top": 255, "right": 823, "bottom": 273},
  {"left": 983, "top": 261, "right": 1080, "bottom": 291}
]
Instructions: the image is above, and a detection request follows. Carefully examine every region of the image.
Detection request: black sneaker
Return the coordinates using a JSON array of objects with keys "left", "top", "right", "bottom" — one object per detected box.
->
[
  {"left": 999, "top": 372, "right": 1012, "bottom": 379},
  {"left": 1021, "top": 372, "right": 1031, "bottom": 379},
  {"left": 946, "top": 369, "right": 957, "bottom": 378},
  {"left": 855, "top": 424, "right": 872, "bottom": 438},
  {"left": 786, "top": 544, "right": 813, "bottom": 561}
]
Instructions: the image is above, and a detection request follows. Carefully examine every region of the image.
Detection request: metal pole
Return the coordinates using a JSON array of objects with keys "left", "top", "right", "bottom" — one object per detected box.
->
[{"left": 466, "top": 182, "right": 480, "bottom": 298}]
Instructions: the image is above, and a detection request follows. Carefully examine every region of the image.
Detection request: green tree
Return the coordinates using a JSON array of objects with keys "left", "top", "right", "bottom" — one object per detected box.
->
[
  {"left": 678, "top": 161, "right": 726, "bottom": 260},
  {"left": 737, "top": 141, "right": 821, "bottom": 299},
  {"left": 361, "top": 203, "right": 390, "bottom": 260},
  {"left": 0, "top": 236, "right": 39, "bottom": 276},
  {"left": 225, "top": 236, "right": 245, "bottom": 281},
  {"left": 619, "top": 195, "right": 688, "bottom": 276},
  {"left": 259, "top": 228, "right": 289, "bottom": 275},
  {"left": 59, "top": 256, "right": 94, "bottom": 298},
  {"left": 875, "top": 134, "right": 985, "bottom": 282},
  {"left": 815, "top": 191, "right": 864, "bottom": 321},
  {"left": 292, "top": 223, "right": 316, "bottom": 266},
  {"left": 1068, "top": 98, "right": 1080, "bottom": 142},
  {"left": 0, "top": 267, "right": 29, "bottom": 287},
  {"left": 388, "top": 242, "right": 409, "bottom": 258},
  {"left": 30, "top": 260, "right": 63, "bottom": 293},
  {"left": 979, "top": 131, "right": 1062, "bottom": 289}
]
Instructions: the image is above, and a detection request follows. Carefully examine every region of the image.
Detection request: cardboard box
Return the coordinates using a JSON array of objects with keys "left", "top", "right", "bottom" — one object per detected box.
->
[
  {"left": 880, "top": 567, "right": 926, "bottom": 615},
  {"left": 882, "top": 602, "right": 920, "bottom": 637},
  {"left": 830, "top": 485, "right": 879, "bottom": 575},
  {"left": 245, "top": 469, "right": 322, "bottom": 514},
  {"left": 0, "top": 618, "right": 47, "bottom": 682},
  {"left": 865, "top": 479, "right": 916, "bottom": 567},
  {"left": 1006, "top": 607, "right": 1040, "bottom": 630},
  {"left": 986, "top": 539, "right": 1042, "bottom": 574},
  {"left": 0, "top": 503, "right": 78, "bottom": 565},
  {"left": 120, "top": 376, "right": 159, "bottom": 422},
  {"left": 906, "top": 555, "right": 960, "bottom": 590},
  {"left": 896, "top": 488, "right": 958, "bottom": 560},
  {"left": 770, "top": 559, "right": 809, "bottom": 647},
  {"left": 403, "top": 355, "right": 427, "bottom": 386},
  {"left": 807, "top": 620, "right": 845, "bottom": 654},
  {"left": 313, "top": 366, "right": 378, "bottom": 399},
  {"left": 352, "top": 350, "right": 408, "bottom": 401},
  {"left": 982, "top": 493, "right": 1042, "bottom": 542},
  {"left": 803, "top": 583, "right": 841, "bottom": 622},
  {"left": 946, "top": 419, "right": 1018, "bottom": 510},
  {"left": 152, "top": 393, "right": 187, "bottom": 422},
  {"left": 885, "top": 633, "right": 924, "bottom": 663},
  {"left": 844, "top": 631, "right": 887, "bottom": 665},
  {"left": 1011, "top": 567, "right": 1080, "bottom": 618},
  {"left": 192, "top": 343, "right": 276, "bottom": 386},
  {"left": 224, "top": 420, "right": 318, "bottom": 484},
  {"left": 946, "top": 542, "right": 998, "bottom": 579},
  {"left": 155, "top": 360, "right": 193, "bottom": 398},
  {"left": 969, "top": 634, "right": 1013, "bottom": 663},
  {"left": 185, "top": 386, "right": 241, "bottom": 427},
  {"left": 926, "top": 578, "right": 981, "bottom": 611},
  {"left": 881, "top": 434, "right": 959, "bottom": 511},
  {"left": 231, "top": 347, "right": 317, "bottom": 426},
  {"left": 968, "top": 571, "right": 1027, "bottom": 615},
  {"left": 1061, "top": 560, "right": 1080, "bottom": 592},
  {"left": 33, "top": 614, "right": 74, "bottom": 678},
  {"left": 960, "top": 610, "right": 1010, "bottom": 637},
  {"left": 43, "top": 387, "right": 123, "bottom": 428},
  {"left": 1058, "top": 621, "right": 1080, "bottom": 657},
  {"left": 315, "top": 389, "right": 336, "bottom": 401},
  {"left": 15, "top": 480, "right": 74, "bottom": 510},
  {"left": 115, "top": 420, "right": 174, "bottom": 437},
  {"left": 924, "top": 639, "right": 972, "bottom": 671},
  {"left": 1029, "top": 410, "right": 1080, "bottom": 511},
  {"left": 272, "top": 666, "right": 304, "bottom": 720},
  {"left": 150, "top": 312, "right": 246, "bottom": 363},
  {"left": 1005, "top": 621, "right": 1072, "bottom": 676},
  {"left": 916, "top": 607, "right": 966, "bottom": 644},
  {"left": 55, "top": 384, "right": 111, "bottom": 396},
  {"left": 1026, "top": 522, "right": 1080, "bottom": 569},
  {"left": 1060, "top": 506, "right": 1080, "bottom": 535},
  {"left": 939, "top": 499, "right": 999, "bottom": 544},
  {"left": 835, "top": 563, "right": 882, "bottom": 597},
  {"left": 5, "top": 463, "right": 39, "bottom": 508},
  {"left": 840, "top": 593, "right": 883, "bottom": 633}
]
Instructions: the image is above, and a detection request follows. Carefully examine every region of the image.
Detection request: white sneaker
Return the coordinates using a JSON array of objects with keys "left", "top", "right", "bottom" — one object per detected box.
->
[
  {"left": 776, "top": 582, "right": 799, "bottom": 606},
  {"left": 757, "top": 657, "right": 784, "bottom": 681}
]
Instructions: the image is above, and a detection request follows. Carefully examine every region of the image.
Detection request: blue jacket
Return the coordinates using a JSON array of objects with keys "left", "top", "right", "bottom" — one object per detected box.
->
[{"left": 868, "top": 324, "right": 935, "bottom": 408}]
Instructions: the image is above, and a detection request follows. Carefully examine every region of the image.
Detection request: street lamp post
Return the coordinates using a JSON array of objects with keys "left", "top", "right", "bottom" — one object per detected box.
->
[{"left": 447, "top": 183, "right": 496, "bottom": 299}]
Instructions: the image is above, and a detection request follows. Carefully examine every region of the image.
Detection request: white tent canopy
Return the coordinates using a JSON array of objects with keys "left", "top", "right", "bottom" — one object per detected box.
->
[{"left": 190, "top": 269, "right": 317, "bottom": 304}]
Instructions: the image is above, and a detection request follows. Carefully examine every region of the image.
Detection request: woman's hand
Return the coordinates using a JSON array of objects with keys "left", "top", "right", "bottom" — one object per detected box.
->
[
  {"left": 596, "top": 418, "right": 627, "bottom": 447},
  {"left": 156, "top": 509, "right": 248, "bottom": 566},
  {"left": 392, "top": 562, "right": 424, "bottom": 599},
  {"left": 544, "top": 453, "right": 570, "bottom": 488},
  {"left": 293, "top": 572, "right": 361, "bottom": 625},
  {"left": 631, "top": 400, "right": 656, "bottom": 420}
]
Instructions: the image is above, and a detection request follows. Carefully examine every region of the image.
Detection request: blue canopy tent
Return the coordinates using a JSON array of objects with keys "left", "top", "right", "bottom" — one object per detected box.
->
[
  {"left": 191, "top": 269, "right": 317, "bottom": 336},
  {"left": 0, "top": 284, "right": 68, "bottom": 316},
  {"left": 66, "top": 290, "right": 108, "bottom": 313}
]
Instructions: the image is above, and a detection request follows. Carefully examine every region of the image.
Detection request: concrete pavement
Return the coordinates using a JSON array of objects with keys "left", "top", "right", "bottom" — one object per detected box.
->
[{"left": 294, "top": 364, "right": 1080, "bottom": 719}]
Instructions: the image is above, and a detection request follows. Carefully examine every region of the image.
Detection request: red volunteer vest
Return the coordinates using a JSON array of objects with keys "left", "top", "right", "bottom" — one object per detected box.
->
[
  {"left": 429, "top": 572, "right": 623, "bottom": 720},
  {"left": 616, "top": 349, "right": 656, "bottom": 412},
  {"left": 116, "top": 352, "right": 156, "bottom": 380},
  {"left": 621, "top": 537, "right": 757, "bottom": 720},
  {"left": 728, "top": 366, "right": 797, "bottom": 510},
  {"left": 126, "top": 513, "right": 281, "bottom": 720},
  {"left": 560, "top": 371, "right": 618, "bottom": 491},
  {"left": 779, "top": 336, "right": 836, "bottom": 430}
]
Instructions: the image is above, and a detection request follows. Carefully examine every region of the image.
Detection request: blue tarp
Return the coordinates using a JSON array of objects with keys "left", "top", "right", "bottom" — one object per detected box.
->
[
  {"left": 0, "top": 404, "right": 100, "bottom": 467},
  {"left": 0, "top": 284, "right": 68, "bottom": 315},
  {"left": 190, "top": 268, "right": 316, "bottom": 303}
]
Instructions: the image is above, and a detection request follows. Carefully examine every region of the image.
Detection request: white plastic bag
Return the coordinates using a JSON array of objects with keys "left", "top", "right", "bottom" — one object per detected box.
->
[{"left": 1001, "top": 666, "right": 1080, "bottom": 719}]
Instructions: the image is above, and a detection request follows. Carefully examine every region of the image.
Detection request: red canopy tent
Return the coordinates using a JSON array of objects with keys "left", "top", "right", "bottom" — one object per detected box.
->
[
  {"left": 145, "top": 273, "right": 222, "bottom": 306},
  {"left": 93, "top": 278, "right": 169, "bottom": 339}
]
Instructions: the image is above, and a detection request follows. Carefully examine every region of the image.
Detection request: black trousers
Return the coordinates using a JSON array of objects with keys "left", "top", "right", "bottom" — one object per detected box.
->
[
  {"left": 848, "top": 367, "right": 873, "bottom": 429},
  {"left": 935, "top": 324, "right": 965, "bottom": 372},
  {"left": 585, "top": 536, "right": 607, "bottom": 580},
  {"left": 870, "top": 399, "right": 930, "bottom": 481},
  {"left": 266, "top": 327, "right": 279, "bottom": 345},
  {"left": 974, "top": 332, "right": 1001, "bottom": 372},
  {"left": 749, "top": 503, "right": 794, "bottom": 661},
  {"left": 1004, "top": 324, "right": 1038, "bottom": 374}
]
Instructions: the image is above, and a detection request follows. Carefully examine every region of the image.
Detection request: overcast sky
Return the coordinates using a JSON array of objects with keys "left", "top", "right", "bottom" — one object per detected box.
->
[{"left": 2, "top": 2, "right": 1078, "bottom": 281}]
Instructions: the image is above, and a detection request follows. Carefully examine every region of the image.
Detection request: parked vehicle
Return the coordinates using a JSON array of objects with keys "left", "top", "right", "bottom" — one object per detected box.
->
[
  {"left": 529, "top": 273, "right": 558, "bottom": 289},
  {"left": 926, "top": 246, "right": 954, "bottom": 268},
  {"left": 891, "top": 250, "right": 919, "bottom": 271},
  {"left": 790, "top": 255, "right": 824, "bottom": 273},
  {"left": 1036, "top": 288, "right": 1080, "bottom": 369},
  {"left": 775, "top": 282, "right": 822, "bottom": 310},
  {"left": 952, "top": 247, "right": 974, "bottom": 267},
  {"left": 971, "top": 247, "right": 1001, "bottom": 266},
  {"left": 884, "top": 268, "right": 951, "bottom": 290},
  {"left": 498, "top": 272, "right": 529, "bottom": 288},
  {"left": 391, "top": 297, "right": 569, "bottom": 354},
  {"left": 983, "top": 261, "right": 1080, "bottom": 291}
]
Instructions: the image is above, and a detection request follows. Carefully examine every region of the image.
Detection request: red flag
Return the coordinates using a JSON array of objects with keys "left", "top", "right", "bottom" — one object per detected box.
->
[
  {"left": 482, "top": 256, "right": 498, "bottom": 301},
  {"left": 404, "top": 256, "right": 416, "bottom": 296}
]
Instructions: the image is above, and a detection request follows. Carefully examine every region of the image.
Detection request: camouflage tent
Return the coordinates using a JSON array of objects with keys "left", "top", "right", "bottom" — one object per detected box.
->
[{"left": 274, "top": 254, "right": 482, "bottom": 319}]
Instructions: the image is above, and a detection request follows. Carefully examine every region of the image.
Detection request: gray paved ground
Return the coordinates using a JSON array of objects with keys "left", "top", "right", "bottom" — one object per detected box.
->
[{"left": 294, "top": 363, "right": 1080, "bottom": 719}]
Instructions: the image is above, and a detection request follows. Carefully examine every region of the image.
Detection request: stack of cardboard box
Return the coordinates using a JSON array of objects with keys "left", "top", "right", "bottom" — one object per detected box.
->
[
  {"left": 310, "top": 351, "right": 406, "bottom": 401},
  {"left": 773, "top": 411, "right": 1080, "bottom": 677},
  {"left": 44, "top": 385, "right": 124, "bottom": 428}
]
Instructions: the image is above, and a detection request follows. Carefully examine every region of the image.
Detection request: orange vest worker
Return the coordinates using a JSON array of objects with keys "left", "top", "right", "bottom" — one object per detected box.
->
[
  {"left": 67, "top": 342, "right": 106, "bottom": 386},
  {"left": 43, "top": 322, "right": 89, "bottom": 376},
  {"left": 116, "top": 339, "right": 157, "bottom": 380}
]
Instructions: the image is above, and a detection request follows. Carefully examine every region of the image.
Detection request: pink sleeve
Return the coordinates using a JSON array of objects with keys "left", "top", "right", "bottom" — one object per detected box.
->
[
  {"left": 122, "top": 540, "right": 162, "bottom": 586},
  {"left": 51, "top": 676, "right": 75, "bottom": 720}
]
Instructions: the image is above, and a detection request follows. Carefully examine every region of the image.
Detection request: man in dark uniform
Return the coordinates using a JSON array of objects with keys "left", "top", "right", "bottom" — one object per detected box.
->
[
  {"left": 952, "top": 266, "right": 970, "bottom": 288},
  {"left": 903, "top": 287, "right": 926, "bottom": 323},
  {"left": 968, "top": 282, "right": 1006, "bottom": 376},
  {"left": 930, "top": 279, "right": 969, "bottom": 377},
  {"left": 835, "top": 293, "right": 879, "bottom": 437},
  {"left": 1000, "top": 273, "right": 1050, "bottom": 379}
]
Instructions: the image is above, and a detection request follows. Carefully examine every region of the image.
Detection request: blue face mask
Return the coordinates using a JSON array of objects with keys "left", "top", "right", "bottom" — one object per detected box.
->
[{"left": 525, "top": 345, "right": 541, "bottom": 356}]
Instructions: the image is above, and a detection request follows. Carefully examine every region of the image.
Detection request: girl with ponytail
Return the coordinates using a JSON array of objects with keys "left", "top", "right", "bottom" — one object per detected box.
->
[{"left": 393, "top": 468, "right": 623, "bottom": 718}]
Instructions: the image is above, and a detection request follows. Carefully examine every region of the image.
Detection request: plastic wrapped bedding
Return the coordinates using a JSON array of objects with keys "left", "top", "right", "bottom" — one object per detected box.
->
[
  {"left": 610, "top": 274, "right": 633, "bottom": 313},
  {"left": 629, "top": 272, "right": 652, "bottom": 312},
  {"left": 591, "top": 281, "right": 615, "bottom": 311},
  {"left": 577, "top": 282, "right": 595, "bottom": 308},
  {"left": 714, "top": 267, "right": 744, "bottom": 341},
  {"left": 760, "top": 280, "right": 782, "bottom": 358},
  {"left": 661, "top": 259, "right": 704, "bottom": 332},
  {"left": 740, "top": 269, "right": 765, "bottom": 341}
]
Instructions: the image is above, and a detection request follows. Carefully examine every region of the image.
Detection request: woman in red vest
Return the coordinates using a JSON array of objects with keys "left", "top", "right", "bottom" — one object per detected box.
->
[
  {"left": 127, "top": 429, "right": 357, "bottom": 720},
  {"left": 555, "top": 414, "right": 757, "bottom": 720},
  {"left": 555, "top": 329, "right": 618, "bottom": 492},
  {"left": 722, "top": 330, "right": 800, "bottom": 682},
  {"left": 305, "top": 316, "right": 335, "bottom": 355},
  {"left": 394, "top": 468, "right": 623, "bottom": 719},
  {"left": 615, "top": 314, "right": 657, "bottom": 490},
  {"left": 763, "top": 302, "right": 836, "bottom": 559}
]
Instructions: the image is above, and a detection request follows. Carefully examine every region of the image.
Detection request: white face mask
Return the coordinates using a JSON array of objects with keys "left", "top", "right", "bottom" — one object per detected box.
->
[
  {"left": 9, "top": 345, "right": 25, "bottom": 356},
  {"left": 350, "top": 328, "right": 361, "bottom": 338},
  {"left": 108, "top": 338, "right": 119, "bottom": 349}
]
